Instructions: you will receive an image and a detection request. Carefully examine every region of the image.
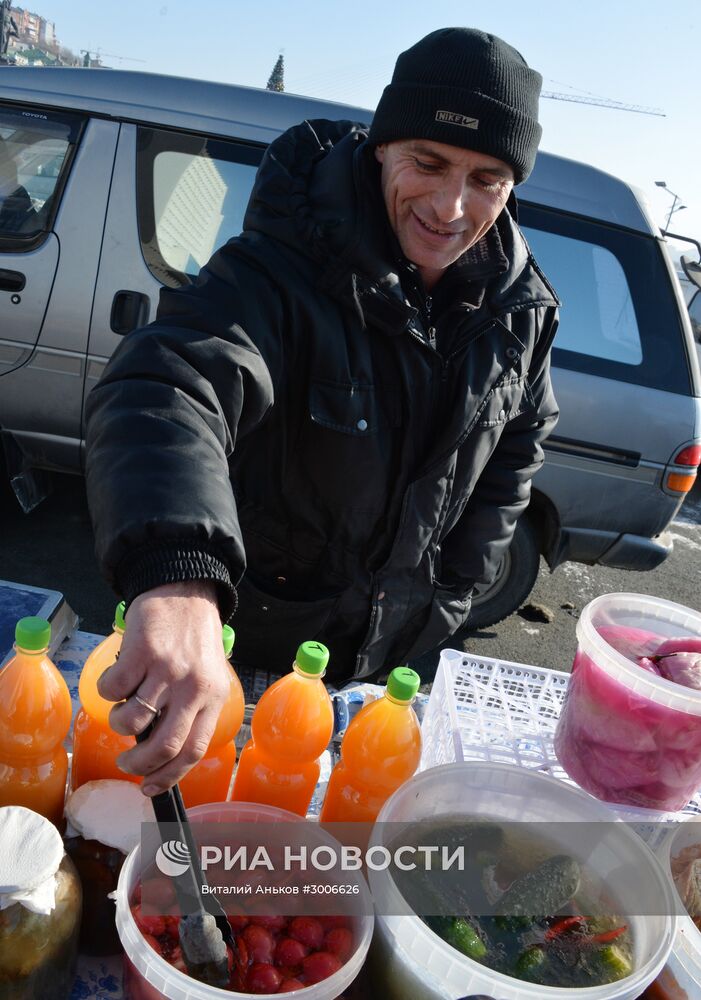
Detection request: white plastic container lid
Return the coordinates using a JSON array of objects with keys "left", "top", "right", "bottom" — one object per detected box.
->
[
  {"left": 577, "top": 593, "right": 701, "bottom": 716},
  {"left": 0, "top": 805, "right": 64, "bottom": 914},
  {"left": 65, "top": 779, "right": 155, "bottom": 854}
]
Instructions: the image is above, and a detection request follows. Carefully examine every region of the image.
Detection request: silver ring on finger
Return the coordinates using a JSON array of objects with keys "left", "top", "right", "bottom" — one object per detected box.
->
[{"left": 134, "top": 693, "right": 159, "bottom": 716}]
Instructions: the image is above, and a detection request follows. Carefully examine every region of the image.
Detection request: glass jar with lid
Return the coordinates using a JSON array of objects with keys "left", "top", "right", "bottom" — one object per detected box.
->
[
  {"left": 0, "top": 805, "right": 82, "bottom": 999},
  {"left": 64, "top": 778, "right": 154, "bottom": 956}
]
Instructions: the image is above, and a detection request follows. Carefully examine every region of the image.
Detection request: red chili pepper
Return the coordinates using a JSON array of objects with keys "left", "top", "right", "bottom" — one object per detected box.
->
[
  {"left": 587, "top": 924, "right": 628, "bottom": 944},
  {"left": 544, "top": 915, "right": 586, "bottom": 941}
]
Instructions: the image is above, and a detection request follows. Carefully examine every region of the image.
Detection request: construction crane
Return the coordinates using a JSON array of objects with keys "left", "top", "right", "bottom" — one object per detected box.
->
[{"left": 542, "top": 90, "right": 664, "bottom": 117}]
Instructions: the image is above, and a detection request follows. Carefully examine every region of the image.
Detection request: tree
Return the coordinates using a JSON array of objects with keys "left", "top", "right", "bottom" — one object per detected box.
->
[{"left": 266, "top": 53, "right": 284, "bottom": 93}]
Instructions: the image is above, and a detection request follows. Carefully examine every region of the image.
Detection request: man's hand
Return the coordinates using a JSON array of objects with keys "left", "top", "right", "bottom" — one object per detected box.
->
[{"left": 96, "top": 581, "right": 230, "bottom": 795}]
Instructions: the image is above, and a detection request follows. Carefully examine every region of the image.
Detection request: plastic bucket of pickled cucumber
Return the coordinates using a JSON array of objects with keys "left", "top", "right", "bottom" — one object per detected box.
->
[
  {"left": 366, "top": 762, "right": 677, "bottom": 1000},
  {"left": 654, "top": 817, "right": 701, "bottom": 996},
  {"left": 114, "top": 801, "right": 374, "bottom": 999}
]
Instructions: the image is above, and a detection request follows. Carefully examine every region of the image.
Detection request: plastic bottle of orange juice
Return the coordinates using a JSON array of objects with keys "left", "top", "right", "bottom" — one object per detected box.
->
[
  {"left": 232, "top": 641, "right": 333, "bottom": 816},
  {"left": 0, "top": 617, "right": 73, "bottom": 826},
  {"left": 71, "top": 602, "right": 134, "bottom": 790},
  {"left": 72, "top": 613, "right": 244, "bottom": 805},
  {"left": 180, "top": 624, "right": 245, "bottom": 806},
  {"left": 320, "top": 666, "right": 421, "bottom": 823}
]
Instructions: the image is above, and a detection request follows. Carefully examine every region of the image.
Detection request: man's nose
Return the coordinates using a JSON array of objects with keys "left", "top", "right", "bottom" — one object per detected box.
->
[{"left": 432, "top": 177, "right": 467, "bottom": 224}]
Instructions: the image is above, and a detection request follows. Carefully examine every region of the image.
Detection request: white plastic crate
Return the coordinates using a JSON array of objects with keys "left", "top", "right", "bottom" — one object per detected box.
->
[
  {"left": 420, "top": 647, "right": 701, "bottom": 824},
  {"left": 420, "top": 647, "right": 569, "bottom": 772}
]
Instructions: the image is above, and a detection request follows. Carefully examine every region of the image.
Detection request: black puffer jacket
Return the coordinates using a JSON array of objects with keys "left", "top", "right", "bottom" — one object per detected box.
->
[{"left": 85, "top": 119, "right": 559, "bottom": 682}]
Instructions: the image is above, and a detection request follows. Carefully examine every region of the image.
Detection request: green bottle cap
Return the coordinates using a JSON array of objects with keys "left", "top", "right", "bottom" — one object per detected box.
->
[
  {"left": 15, "top": 616, "right": 51, "bottom": 651},
  {"left": 114, "top": 602, "right": 126, "bottom": 631},
  {"left": 387, "top": 666, "right": 420, "bottom": 702},
  {"left": 222, "top": 625, "right": 236, "bottom": 658},
  {"left": 295, "top": 641, "right": 329, "bottom": 676}
]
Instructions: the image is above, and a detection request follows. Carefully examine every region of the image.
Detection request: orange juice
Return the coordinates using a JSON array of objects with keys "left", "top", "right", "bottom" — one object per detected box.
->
[
  {"left": 180, "top": 624, "right": 244, "bottom": 806},
  {"left": 72, "top": 613, "right": 244, "bottom": 805},
  {"left": 0, "top": 617, "right": 73, "bottom": 826},
  {"left": 232, "top": 641, "right": 333, "bottom": 816},
  {"left": 72, "top": 602, "right": 136, "bottom": 790},
  {"left": 78, "top": 602, "right": 126, "bottom": 727},
  {"left": 320, "top": 666, "right": 421, "bottom": 823}
]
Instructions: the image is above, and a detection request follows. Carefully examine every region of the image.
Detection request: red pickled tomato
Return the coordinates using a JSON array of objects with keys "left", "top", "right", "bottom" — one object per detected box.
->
[
  {"left": 249, "top": 914, "right": 288, "bottom": 932},
  {"left": 227, "top": 914, "right": 250, "bottom": 932},
  {"left": 289, "top": 916, "right": 324, "bottom": 951},
  {"left": 140, "top": 877, "right": 178, "bottom": 914},
  {"left": 318, "top": 915, "right": 349, "bottom": 931},
  {"left": 324, "top": 927, "right": 353, "bottom": 962},
  {"left": 278, "top": 980, "right": 304, "bottom": 993},
  {"left": 131, "top": 883, "right": 142, "bottom": 905},
  {"left": 246, "top": 962, "right": 283, "bottom": 994},
  {"left": 141, "top": 932, "right": 163, "bottom": 956},
  {"left": 275, "top": 936, "right": 309, "bottom": 968},
  {"left": 131, "top": 904, "right": 168, "bottom": 938},
  {"left": 301, "top": 951, "right": 342, "bottom": 984},
  {"left": 242, "top": 923, "right": 275, "bottom": 964},
  {"left": 163, "top": 915, "right": 181, "bottom": 940},
  {"left": 169, "top": 946, "right": 188, "bottom": 974}
]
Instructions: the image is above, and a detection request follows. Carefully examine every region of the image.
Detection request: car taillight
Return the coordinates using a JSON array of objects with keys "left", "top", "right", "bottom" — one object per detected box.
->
[
  {"left": 675, "top": 445, "right": 701, "bottom": 467},
  {"left": 665, "top": 443, "right": 700, "bottom": 493}
]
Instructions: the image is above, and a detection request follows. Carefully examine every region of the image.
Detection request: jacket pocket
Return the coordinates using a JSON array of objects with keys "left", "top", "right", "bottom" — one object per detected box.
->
[
  {"left": 309, "top": 380, "right": 401, "bottom": 434},
  {"left": 232, "top": 574, "right": 342, "bottom": 673},
  {"left": 477, "top": 375, "right": 528, "bottom": 427},
  {"left": 298, "top": 380, "right": 401, "bottom": 511},
  {"left": 402, "top": 585, "right": 472, "bottom": 661}
]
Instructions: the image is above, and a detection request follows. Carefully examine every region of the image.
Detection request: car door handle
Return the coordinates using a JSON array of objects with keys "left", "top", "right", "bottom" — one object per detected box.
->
[
  {"left": 110, "top": 289, "right": 150, "bottom": 335},
  {"left": 0, "top": 269, "right": 26, "bottom": 292}
]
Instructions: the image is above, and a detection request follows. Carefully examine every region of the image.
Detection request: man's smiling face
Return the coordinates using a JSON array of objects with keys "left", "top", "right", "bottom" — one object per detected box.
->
[{"left": 374, "top": 138, "right": 514, "bottom": 290}]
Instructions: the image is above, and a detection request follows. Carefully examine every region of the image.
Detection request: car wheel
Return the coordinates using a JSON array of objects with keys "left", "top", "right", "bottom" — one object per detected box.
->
[{"left": 466, "top": 515, "right": 541, "bottom": 630}]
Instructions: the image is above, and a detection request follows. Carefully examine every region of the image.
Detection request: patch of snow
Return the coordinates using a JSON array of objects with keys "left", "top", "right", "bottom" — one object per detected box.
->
[{"left": 669, "top": 531, "right": 701, "bottom": 554}]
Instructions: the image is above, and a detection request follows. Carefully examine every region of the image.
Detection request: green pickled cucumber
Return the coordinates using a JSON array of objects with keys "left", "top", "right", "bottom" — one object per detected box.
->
[
  {"left": 600, "top": 943, "right": 633, "bottom": 980},
  {"left": 515, "top": 945, "right": 546, "bottom": 978},
  {"left": 444, "top": 917, "right": 488, "bottom": 960}
]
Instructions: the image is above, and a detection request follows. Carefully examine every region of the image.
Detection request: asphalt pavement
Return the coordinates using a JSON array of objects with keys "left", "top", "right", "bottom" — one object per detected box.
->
[{"left": 3, "top": 472, "right": 700, "bottom": 678}]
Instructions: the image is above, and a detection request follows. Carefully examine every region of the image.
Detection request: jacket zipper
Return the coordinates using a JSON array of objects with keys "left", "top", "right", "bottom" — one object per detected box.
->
[{"left": 425, "top": 295, "right": 437, "bottom": 347}]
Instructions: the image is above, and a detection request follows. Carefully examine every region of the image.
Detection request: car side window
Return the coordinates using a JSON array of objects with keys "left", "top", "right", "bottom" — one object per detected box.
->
[
  {"left": 521, "top": 227, "right": 642, "bottom": 365},
  {"left": 136, "top": 127, "right": 264, "bottom": 287},
  {"left": 518, "top": 203, "right": 692, "bottom": 396},
  {"left": 0, "top": 105, "right": 83, "bottom": 249}
]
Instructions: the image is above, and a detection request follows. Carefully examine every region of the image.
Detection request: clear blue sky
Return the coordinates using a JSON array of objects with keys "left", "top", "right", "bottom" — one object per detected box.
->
[{"left": 39, "top": 0, "right": 700, "bottom": 250}]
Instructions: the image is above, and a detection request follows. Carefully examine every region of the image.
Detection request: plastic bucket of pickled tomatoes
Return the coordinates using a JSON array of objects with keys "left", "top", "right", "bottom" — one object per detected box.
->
[
  {"left": 652, "top": 817, "right": 701, "bottom": 998},
  {"left": 114, "top": 801, "right": 374, "bottom": 998},
  {"left": 554, "top": 593, "right": 701, "bottom": 812}
]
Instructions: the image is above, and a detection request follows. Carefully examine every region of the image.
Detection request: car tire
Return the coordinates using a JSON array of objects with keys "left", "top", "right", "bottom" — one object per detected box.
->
[{"left": 465, "top": 515, "right": 541, "bottom": 631}]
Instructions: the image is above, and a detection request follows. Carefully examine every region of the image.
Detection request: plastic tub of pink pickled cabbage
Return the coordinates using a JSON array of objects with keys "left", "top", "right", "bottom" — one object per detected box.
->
[{"left": 554, "top": 593, "right": 701, "bottom": 812}]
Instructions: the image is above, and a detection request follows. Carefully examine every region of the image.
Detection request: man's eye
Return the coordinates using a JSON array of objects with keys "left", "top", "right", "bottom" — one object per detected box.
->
[
  {"left": 476, "top": 176, "right": 505, "bottom": 191},
  {"left": 414, "top": 158, "right": 440, "bottom": 173}
]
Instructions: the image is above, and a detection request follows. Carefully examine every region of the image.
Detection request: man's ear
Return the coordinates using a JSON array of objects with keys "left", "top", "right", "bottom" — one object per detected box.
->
[{"left": 374, "top": 144, "right": 386, "bottom": 164}]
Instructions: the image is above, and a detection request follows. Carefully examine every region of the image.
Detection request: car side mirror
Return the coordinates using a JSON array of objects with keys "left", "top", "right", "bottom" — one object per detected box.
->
[{"left": 681, "top": 254, "right": 701, "bottom": 291}]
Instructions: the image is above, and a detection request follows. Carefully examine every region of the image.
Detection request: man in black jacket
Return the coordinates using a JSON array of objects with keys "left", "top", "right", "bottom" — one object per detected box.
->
[{"left": 86, "top": 28, "right": 559, "bottom": 795}]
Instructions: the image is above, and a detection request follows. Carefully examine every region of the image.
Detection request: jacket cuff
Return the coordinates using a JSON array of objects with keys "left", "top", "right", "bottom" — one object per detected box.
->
[{"left": 115, "top": 541, "right": 238, "bottom": 623}]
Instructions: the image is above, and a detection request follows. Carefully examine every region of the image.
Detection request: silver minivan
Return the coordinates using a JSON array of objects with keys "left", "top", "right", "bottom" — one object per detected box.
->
[{"left": 1, "top": 67, "right": 700, "bottom": 628}]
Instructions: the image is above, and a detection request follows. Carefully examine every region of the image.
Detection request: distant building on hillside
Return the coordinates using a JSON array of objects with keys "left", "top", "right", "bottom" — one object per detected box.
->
[{"left": 11, "top": 6, "right": 58, "bottom": 52}]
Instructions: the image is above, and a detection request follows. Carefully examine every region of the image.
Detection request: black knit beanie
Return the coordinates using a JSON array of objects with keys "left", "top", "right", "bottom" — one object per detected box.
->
[{"left": 368, "top": 27, "right": 543, "bottom": 184}]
